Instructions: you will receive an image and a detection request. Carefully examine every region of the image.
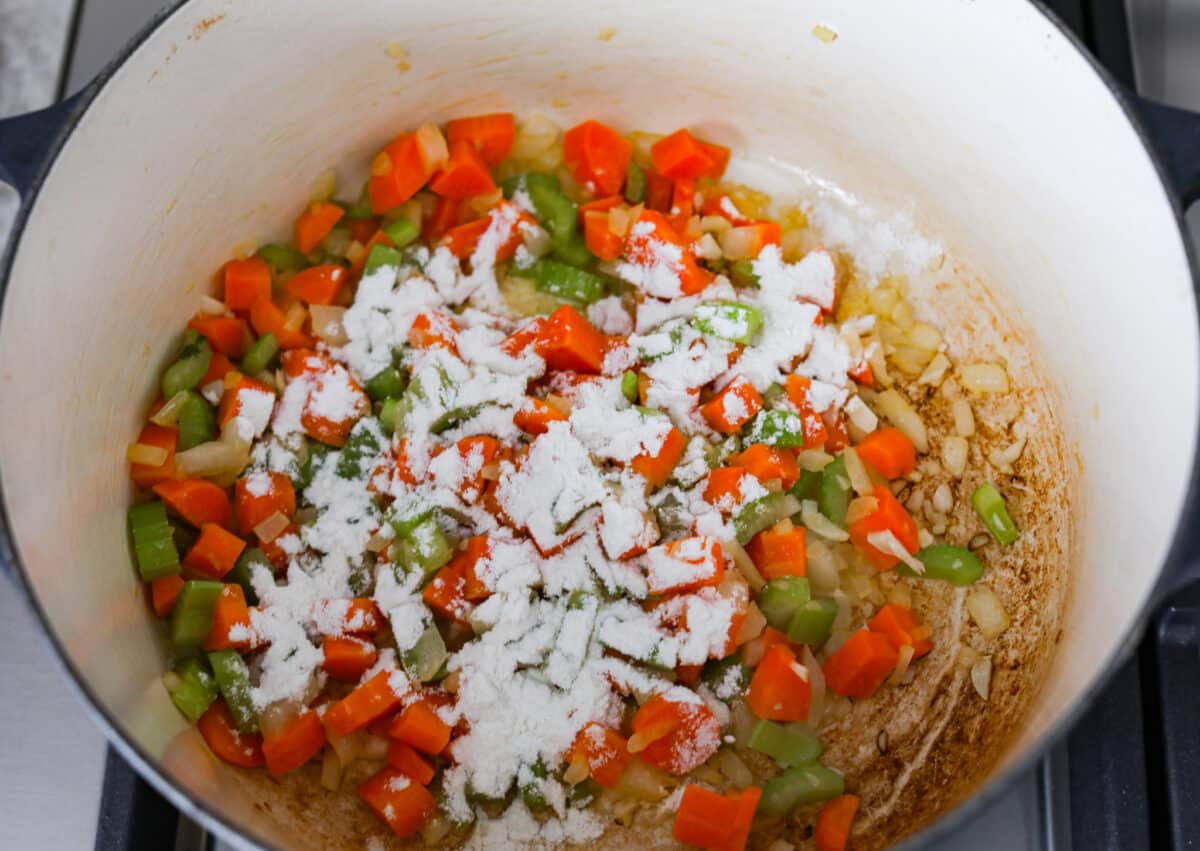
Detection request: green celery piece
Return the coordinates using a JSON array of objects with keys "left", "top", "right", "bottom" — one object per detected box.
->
[
  {"left": 759, "top": 764, "right": 845, "bottom": 816},
  {"left": 170, "top": 580, "right": 224, "bottom": 650},
  {"left": 294, "top": 441, "right": 332, "bottom": 491},
  {"left": 256, "top": 243, "right": 308, "bottom": 275},
  {"left": 320, "top": 224, "right": 352, "bottom": 259},
  {"left": 379, "top": 398, "right": 402, "bottom": 435},
  {"left": 363, "top": 243, "right": 404, "bottom": 275},
  {"left": 168, "top": 657, "right": 218, "bottom": 723},
  {"left": 365, "top": 366, "right": 406, "bottom": 401},
  {"left": 396, "top": 516, "right": 453, "bottom": 580},
  {"left": 383, "top": 217, "right": 420, "bottom": 248},
  {"left": 128, "top": 502, "right": 180, "bottom": 581},
  {"left": 389, "top": 507, "right": 436, "bottom": 539},
  {"left": 524, "top": 173, "right": 577, "bottom": 247},
  {"left": 818, "top": 456, "right": 851, "bottom": 527},
  {"left": 566, "top": 589, "right": 594, "bottom": 611},
  {"left": 343, "top": 181, "right": 374, "bottom": 219},
  {"left": 240, "top": 332, "right": 279, "bottom": 376},
  {"left": 787, "top": 597, "right": 838, "bottom": 646},
  {"left": 624, "top": 159, "right": 646, "bottom": 204},
  {"left": 972, "top": 482, "right": 1020, "bottom": 545},
  {"left": 762, "top": 382, "right": 787, "bottom": 409},
  {"left": 621, "top": 370, "right": 639, "bottom": 403},
  {"left": 430, "top": 404, "right": 482, "bottom": 434},
  {"left": 734, "top": 492, "right": 796, "bottom": 545},
  {"left": 790, "top": 468, "right": 823, "bottom": 503},
  {"left": 521, "top": 759, "right": 551, "bottom": 810},
  {"left": 704, "top": 434, "right": 742, "bottom": 469},
  {"left": 161, "top": 330, "right": 212, "bottom": 400},
  {"left": 401, "top": 624, "right": 448, "bottom": 683},
  {"left": 207, "top": 650, "right": 258, "bottom": 733},
  {"left": 701, "top": 655, "right": 752, "bottom": 701},
  {"left": 533, "top": 259, "right": 606, "bottom": 303},
  {"left": 694, "top": 300, "right": 764, "bottom": 345},
  {"left": 900, "top": 545, "right": 986, "bottom": 586},
  {"left": 746, "top": 410, "right": 806, "bottom": 448},
  {"left": 550, "top": 231, "right": 595, "bottom": 268},
  {"left": 748, "top": 720, "right": 823, "bottom": 768},
  {"left": 758, "top": 577, "right": 811, "bottom": 631},
  {"left": 227, "top": 548, "right": 267, "bottom": 605},
  {"left": 336, "top": 422, "right": 382, "bottom": 479},
  {"left": 653, "top": 490, "right": 691, "bottom": 541},
  {"left": 729, "top": 259, "right": 760, "bottom": 287},
  {"left": 568, "top": 778, "right": 601, "bottom": 807},
  {"left": 177, "top": 391, "right": 216, "bottom": 451},
  {"left": 499, "top": 174, "right": 525, "bottom": 199}
]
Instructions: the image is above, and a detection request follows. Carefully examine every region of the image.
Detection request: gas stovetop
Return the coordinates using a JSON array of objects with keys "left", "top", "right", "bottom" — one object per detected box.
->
[{"left": 1, "top": 1, "right": 1197, "bottom": 849}]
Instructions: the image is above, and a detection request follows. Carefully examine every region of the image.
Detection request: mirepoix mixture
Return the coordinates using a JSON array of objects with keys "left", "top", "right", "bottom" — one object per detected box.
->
[{"left": 125, "top": 111, "right": 1022, "bottom": 850}]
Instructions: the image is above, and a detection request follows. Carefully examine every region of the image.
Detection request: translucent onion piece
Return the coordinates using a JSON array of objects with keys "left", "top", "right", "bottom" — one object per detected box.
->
[
  {"left": 695, "top": 232, "right": 722, "bottom": 261},
  {"left": 510, "top": 113, "right": 560, "bottom": 160},
  {"left": 802, "top": 645, "right": 826, "bottom": 725},
  {"left": 309, "top": 168, "right": 337, "bottom": 203},
  {"left": 796, "top": 449, "right": 834, "bottom": 472},
  {"left": 888, "top": 581, "right": 913, "bottom": 609},
  {"left": 362, "top": 735, "right": 390, "bottom": 760},
  {"left": 941, "top": 435, "right": 969, "bottom": 478},
  {"left": 414, "top": 123, "right": 449, "bottom": 171},
  {"left": 719, "top": 226, "right": 763, "bottom": 261},
  {"left": 845, "top": 496, "right": 880, "bottom": 526},
  {"left": 260, "top": 700, "right": 303, "bottom": 738},
  {"left": 866, "top": 529, "right": 924, "bottom": 573},
  {"left": 149, "top": 391, "right": 191, "bottom": 427},
  {"left": 842, "top": 447, "right": 874, "bottom": 496},
  {"left": 806, "top": 539, "right": 840, "bottom": 594},
  {"left": 224, "top": 369, "right": 244, "bottom": 390},
  {"left": 723, "top": 538, "right": 766, "bottom": 592},
  {"left": 175, "top": 440, "right": 249, "bottom": 479},
  {"left": 366, "top": 530, "right": 392, "bottom": 553},
  {"left": 612, "top": 760, "right": 672, "bottom": 802},
  {"left": 320, "top": 748, "right": 342, "bottom": 791},
  {"left": 730, "top": 700, "right": 757, "bottom": 747},
  {"left": 421, "top": 817, "right": 453, "bottom": 846},
  {"left": 960, "top": 362, "right": 1010, "bottom": 394},
  {"left": 521, "top": 223, "right": 552, "bottom": 257},
  {"left": 311, "top": 305, "right": 348, "bottom": 346},
  {"left": 127, "top": 443, "right": 169, "bottom": 466},
  {"left": 876, "top": 389, "right": 929, "bottom": 454},
  {"left": 952, "top": 398, "right": 976, "bottom": 437},
  {"left": 888, "top": 644, "right": 916, "bottom": 686},
  {"left": 717, "top": 749, "right": 755, "bottom": 788},
  {"left": 198, "top": 294, "right": 228, "bottom": 316},
  {"left": 966, "top": 585, "right": 1011, "bottom": 639},
  {"left": 932, "top": 484, "right": 954, "bottom": 514},
  {"left": 917, "top": 352, "right": 952, "bottom": 386},
  {"left": 700, "top": 215, "right": 732, "bottom": 234},
  {"left": 971, "top": 657, "right": 994, "bottom": 700},
  {"left": 735, "top": 603, "right": 768, "bottom": 647},
  {"left": 801, "top": 500, "right": 850, "bottom": 542},
  {"left": 845, "top": 396, "right": 878, "bottom": 434},
  {"left": 253, "top": 510, "right": 290, "bottom": 544},
  {"left": 283, "top": 302, "right": 307, "bottom": 332},
  {"left": 740, "top": 636, "right": 766, "bottom": 668}
]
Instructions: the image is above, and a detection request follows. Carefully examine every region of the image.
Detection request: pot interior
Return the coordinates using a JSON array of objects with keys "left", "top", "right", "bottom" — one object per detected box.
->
[{"left": 0, "top": 0, "right": 1194, "bottom": 847}]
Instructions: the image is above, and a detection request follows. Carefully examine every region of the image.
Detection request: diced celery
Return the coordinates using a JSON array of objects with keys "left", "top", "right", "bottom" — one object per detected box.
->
[
  {"left": 161, "top": 330, "right": 212, "bottom": 400},
  {"left": 818, "top": 456, "right": 850, "bottom": 527},
  {"left": 128, "top": 501, "right": 180, "bottom": 581},
  {"left": 365, "top": 366, "right": 406, "bottom": 401},
  {"left": 524, "top": 173, "right": 577, "bottom": 247},
  {"left": 401, "top": 623, "right": 448, "bottom": 683},
  {"left": 207, "top": 650, "right": 257, "bottom": 733},
  {"left": 227, "top": 547, "right": 267, "bottom": 605},
  {"left": 335, "top": 421, "right": 381, "bottom": 479},
  {"left": 170, "top": 580, "right": 224, "bottom": 650},
  {"left": 624, "top": 159, "right": 646, "bottom": 204},
  {"left": 241, "top": 332, "right": 279, "bottom": 376},
  {"left": 786, "top": 597, "right": 838, "bottom": 646},
  {"left": 971, "top": 482, "right": 1020, "bottom": 546},
  {"left": 790, "top": 468, "right": 823, "bottom": 503},
  {"left": 901, "top": 545, "right": 986, "bottom": 586},
  {"left": 533, "top": 259, "right": 606, "bottom": 303},
  {"left": 167, "top": 657, "right": 217, "bottom": 723},
  {"left": 395, "top": 516, "right": 453, "bottom": 580},
  {"left": 748, "top": 719, "right": 823, "bottom": 768},
  {"left": 746, "top": 410, "right": 806, "bottom": 448},
  {"left": 177, "top": 391, "right": 216, "bottom": 451},
  {"left": 550, "top": 231, "right": 595, "bottom": 268},
  {"left": 694, "top": 300, "right": 764, "bottom": 345},
  {"left": 729, "top": 259, "right": 760, "bottom": 287},
  {"left": 701, "top": 655, "right": 752, "bottom": 701},
  {"left": 734, "top": 492, "right": 801, "bottom": 545},
  {"left": 363, "top": 243, "right": 404, "bottom": 275},
  {"left": 759, "top": 764, "right": 845, "bottom": 816},
  {"left": 758, "top": 577, "right": 811, "bottom": 630},
  {"left": 621, "top": 370, "right": 639, "bottom": 403},
  {"left": 382, "top": 217, "right": 419, "bottom": 248},
  {"left": 256, "top": 243, "right": 308, "bottom": 275}
]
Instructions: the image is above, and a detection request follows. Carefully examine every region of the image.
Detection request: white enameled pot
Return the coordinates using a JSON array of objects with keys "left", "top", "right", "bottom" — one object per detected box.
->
[{"left": 2, "top": 1, "right": 1200, "bottom": 848}]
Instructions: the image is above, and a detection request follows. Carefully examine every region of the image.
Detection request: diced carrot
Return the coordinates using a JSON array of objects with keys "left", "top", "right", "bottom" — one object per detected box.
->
[
  {"left": 423, "top": 563, "right": 471, "bottom": 624},
  {"left": 513, "top": 397, "right": 568, "bottom": 435},
  {"left": 746, "top": 526, "right": 807, "bottom": 580},
  {"left": 672, "top": 784, "right": 761, "bottom": 851},
  {"left": 319, "top": 598, "right": 383, "bottom": 635},
  {"left": 150, "top": 575, "right": 185, "bottom": 618},
  {"left": 197, "top": 700, "right": 264, "bottom": 768},
  {"left": 724, "top": 222, "right": 781, "bottom": 258},
  {"left": 704, "top": 466, "right": 749, "bottom": 512},
  {"left": 644, "top": 167, "right": 673, "bottom": 212},
  {"left": 153, "top": 479, "right": 232, "bottom": 529},
  {"left": 294, "top": 201, "right": 345, "bottom": 254},
  {"left": 234, "top": 471, "right": 296, "bottom": 536},
  {"left": 423, "top": 196, "right": 459, "bottom": 244},
  {"left": 223, "top": 257, "right": 272, "bottom": 312},
  {"left": 325, "top": 670, "right": 406, "bottom": 738},
  {"left": 322, "top": 636, "right": 379, "bottom": 682},
  {"left": 452, "top": 535, "right": 492, "bottom": 601},
  {"left": 408, "top": 311, "right": 460, "bottom": 353},
  {"left": 669, "top": 176, "right": 695, "bottom": 229},
  {"left": 258, "top": 525, "right": 297, "bottom": 569},
  {"left": 200, "top": 351, "right": 234, "bottom": 386},
  {"left": 369, "top": 132, "right": 437, "bottom": 214},
  {"left": 700, "top": 377, "right": 763, "bottom": 434},
  {"left": 623, "top": 210, "right": 712, "bottom": 295},
  {"left": 675, "top": 664, "right": 704, "bottom": 686},
  {"left": 577, "top": 194, "right": 624, "bottom": 223},
  {"left": 386, "top": 740, "right": 436, "bottom": 785},
  {"left": 570, "top": 723, "right": 632, "bottom": 788},
  {"left": 187, "top": 314, "right": 249, "bottom": 358},
  {"left": 454, "top": 436, "right": 501, "bottom": 500},
  {"left": 502, "top": 317, "right": 546, "bottom": 357},
  {"left": 536, "top": 304, "right": 607, "bottom": 374},
  {"left": 848, "top": 358, "right": 873, "bottom": 386},
  {"left": 733, "top": 443, "right": 800, "bottom": 490},
  {"left": 631, "top": 425, "right": 686, "bottom": 488},
  {"left": 248, "top": 296, "right": 313, "bottom": 350},
  {"left": 443, "top": 200, "right": 529, "bottom": 260},
  {"left": 854, "top": 427, "right": 916, "bottom": 479},
  {"left": 868, "top": 603, "right": 932, "bottom": 658},
  {"left": 262, "top": 710, "right": 326, "bottom": 775},
  {"left": 815, "top": 794, "right": 860, "bottom": 851},
  {"left": 278, "top": 350, "right": 369, "bottom": 447},
  {"left": 130, "top": 422, "right": 177, "bottom": 488},
  {"left": 446, "top": 112, "right": 515, "bottom": 166},
  {"left": 562, "top": 119, "right": 633, "bottom": 196},
  {"left": 182, "top": 524, "right": 246, "bottom": 580},
  {"left": 758, "top": 625, "right": 792, "bottom": 657},
  {"left": 698, "top": 140, "right": 731, "bottom": 179},
  {"left": 784, "top": 374, "right": 830, "bottom": 448},
  {"left": 700, "top": 194, "right": 753, "bottom": 226},
  {"left": 429, "top": 139, "right": 496, "bottom": 199},
  {"left": 583, "top": 210, "right": 623, "bottom": 261},
  {"left": 848, "top": 485, "right": 919, "bottom": 570},
  {"left": 746, "top": 644, "right": 812, "bottom": 721},
  {"left": 823, "top": 408, "right": 849, "bottom": 453},
  {"left": 203, "top": 584, "right": 254, "bottom": 651},
  {"left": 359, "top": 767, "right": 438, "bottom": 838},
  {"left": 823, "top": 629, "right": 900, "bottom": 698},
  {"left": 645, "top": 537, "right": 725, "bottom": 596},
  {"left": 217, "top": 375, "right": 276, "bottom": 429},
  {"left": 630, "top": 693, "right": 721, "bottom": 775},
  {"left": 388, "top": 700, "right": 452, "bottom": 755},
  {"left": 285, "top": 264, "right": 347, "bottom": 306},
  {"left": 652, "top": 129, "right": 718, "bottom": 180}
]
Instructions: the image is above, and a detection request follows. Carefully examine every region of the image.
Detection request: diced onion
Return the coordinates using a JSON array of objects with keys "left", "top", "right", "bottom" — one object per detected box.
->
[
  {"left": 917, "top": 352, "right": 951, "bottom": 387},
  {"left": 463, "top": 188, "right": 503, "bottom": 221},
  {"left": 320, "top": 748, "right": 342, "bottom": 791},
  {"left": 719, "top": 226, "right": 763, "bottom": 261},
  {"left": 521, "top": 223, "right": 552, "bottom": 257},
  {"left": 845, "top": 496, "right": 880, "bottom": 525},
  {"left": 802, "top": 645, "right": 826, "bottom": 725},
  {"left": 127, "top": 442, "right": 168, "bottom": 466},
  {"left": 694, "top": 232, "right": 722, "bottom": 261},
  {"left": 311, "top": 305, "right": 348, "bottom": 346},
  {"left": 510, "top": 113, "right": 560, "bottom": 160},
  {"left": 421, "top": 817, "right": 452, "bottom": 846},
  {"left": 888, "top": 644, "right": 916, "bottom": 686},
  {"left": 544, "top": 394, "right": 573, "bottom": 416},
  {"left": 253, "top": 510, "right": 290, "bottom": 543},
  {"left": 224, "top": 369, "right": 244, "bottom": 390},
  {"left": 723, "top": 538, "right": 766, "bottom": 592},
  {"left": 966, "top": 585, "right": 1011, "bottom": 639},
  {"left": 845, "top": 396, "right": 878, "bottom": 434},
  {"left": 362, "top": 735, "right": 390, "bottom": 760},
  {"left": 988, "top": 430, "right": 1028, "bottom": 475},
  {"left": 740, "top": 636, "right": 766, "bottom": 668},
  {"left": 932, "top": 484, "right": 954, "bottom": 514},
  {"left": 971, "top": 656, "right": 993, "bottom": 700},
  {"left": 767, "top": 841, "right": 797, "bottom": 851},
  {"left": 941, "top": 435, "right": 969, "bottom": 478},
  {"left": 918, "top": 528, "right": 935, "bottom": 548},
  {"left": 842, "top": 447, "right": 874, "bottom": 496},
  {"left": 952, "top": 398, "right": 976, "bottom": 437},
  {"left": 612, "top": 759, "right": 672, "bottom": 802},
  {"left": 888, "top": 581, "right": 913, "bottom": 609},
  {"left": 961, "top": 362, "right": 1010, "bottom": 394},
  {"left": 717, "top": 749, "right": 755, "bottom": 788},
  {"left": 175, "top": 439, "right": 249, "bottom": 479},
  {"left": 906, "top": 321, "right": 943, "bottom": 352},
  {"left": 876, "top": 389, "right": 929, "bottom": 454},
  {"left": 865, "top": 339, "right": 892, "bottom": 388},
  {"left": 730, "top": 700, "right": 756, "bottom": 747},
  {"left": 700, "top": 215, "right": 732, "bottom": 234},
  {"left": 309, "top": 168, "right": 337, "bottom": 202},
  {"left": 261, "top": 700, "right": 303, "bottom": 738},
  {"left": 801, "top": 500, "right": 850, "bottom": 542},
  {"left": 805, "top": 539, "right": 840, "bottom": 594},
  {"left": 414, "top": 123, "right": 449, "bottom": 171},
  {"left": 866, "top": 530, "right": 925, "bottom": 573},
  {"left": 198, "top": 294, "right": 228, "bottom": 316},
  {"left": 563, "top": 754, "right": 590, "bottom": 785},
  {"left": 283, "top": 302, "right": 307, "bottom": 332},
  {"left": 734, "top": 602, "right": 767, "bottom": 646},
  {"left": 796, "top": 449, "right": 834, "bottom": 472}
]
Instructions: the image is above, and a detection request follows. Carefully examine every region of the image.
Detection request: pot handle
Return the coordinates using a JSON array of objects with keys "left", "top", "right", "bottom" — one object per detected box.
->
[
  {"left": 1132, "top": 95, "right": 1200, "bottom": 208},
  {"left": 0, "top": 93, "right": 83, "bottom": 200}
]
